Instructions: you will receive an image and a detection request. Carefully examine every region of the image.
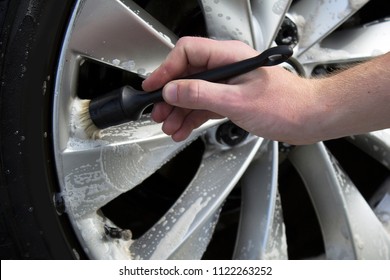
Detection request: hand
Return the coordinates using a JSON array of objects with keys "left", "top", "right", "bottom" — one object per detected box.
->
[{"left": 143, "top": 37, "right": 319, "bottom": 144}]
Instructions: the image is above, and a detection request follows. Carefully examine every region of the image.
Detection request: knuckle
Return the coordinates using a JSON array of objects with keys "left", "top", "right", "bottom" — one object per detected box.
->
[
  {"left": 174, "top": 36, "right": 193, "bottom": 50},
  {"left": 186, "top": 82, "right": 201, "bottom": 105}
]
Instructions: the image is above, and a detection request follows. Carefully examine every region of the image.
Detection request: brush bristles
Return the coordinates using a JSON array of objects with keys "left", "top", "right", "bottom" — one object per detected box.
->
[{"left": 76, "top": 99, "right": 101, "bottom": 139}]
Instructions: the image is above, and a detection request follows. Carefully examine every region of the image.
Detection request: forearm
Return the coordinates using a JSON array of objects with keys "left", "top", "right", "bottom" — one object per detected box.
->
[{"left": 309, "top": 52, "right": 390, "bottom": 142}]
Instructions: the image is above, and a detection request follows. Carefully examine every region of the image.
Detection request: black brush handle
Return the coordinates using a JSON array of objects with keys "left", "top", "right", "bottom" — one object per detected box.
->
[
  {"left": 145, "top": 45, "right": 293, "bottom": 104},
  {"left": 184, "top": 45, "right": 292, "bottom": 81}
]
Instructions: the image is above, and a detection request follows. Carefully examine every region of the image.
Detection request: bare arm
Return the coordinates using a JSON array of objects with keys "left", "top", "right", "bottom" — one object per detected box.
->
[
  {"left": 309, "top": 53, "right": 390, "bottom": 143},
  {"left": 143, "top": 37, "right": 390, "bottom": 145}
]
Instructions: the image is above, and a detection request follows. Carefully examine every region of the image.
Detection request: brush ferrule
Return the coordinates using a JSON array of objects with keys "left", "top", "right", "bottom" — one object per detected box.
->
[
  {"left": 89, "top": 88, "right": 127, "bottom": 129},
  {"left": 89, "top": 86, "right": 164, "bottom": 129}
]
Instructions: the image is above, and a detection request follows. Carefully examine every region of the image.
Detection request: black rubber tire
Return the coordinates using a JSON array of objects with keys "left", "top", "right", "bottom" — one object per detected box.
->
[{"left": 0, "top": 0, "right": 83, "bottom": 259}]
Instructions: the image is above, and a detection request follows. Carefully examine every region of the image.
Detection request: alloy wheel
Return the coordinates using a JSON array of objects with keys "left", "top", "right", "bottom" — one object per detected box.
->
[{"left": 53, "top": 0, "right": 390, "bottom": 259}]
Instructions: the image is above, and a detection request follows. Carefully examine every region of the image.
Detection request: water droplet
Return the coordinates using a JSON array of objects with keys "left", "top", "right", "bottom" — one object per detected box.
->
[
  {"left": 120, "top": 60, "right": 135, "bottom": 71},
  {"left": 42, "top": 81, "right": 47, "bottom": 95},
  {"left": 137, "top": 68, "right": 146, "bottom": 75},
  {"left": 112, "top": 59, "right": 120, "bottom": 66}
]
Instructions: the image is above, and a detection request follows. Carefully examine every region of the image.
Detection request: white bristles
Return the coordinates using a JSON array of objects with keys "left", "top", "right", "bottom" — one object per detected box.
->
[{"left": 71, "top": 98, "right": 101, "bottom": 139}]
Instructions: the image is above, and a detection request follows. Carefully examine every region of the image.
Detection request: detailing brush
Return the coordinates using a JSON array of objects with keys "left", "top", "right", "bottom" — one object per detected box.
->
[{"left": 79, "top": 45, "right": 293, "bottom": 138}]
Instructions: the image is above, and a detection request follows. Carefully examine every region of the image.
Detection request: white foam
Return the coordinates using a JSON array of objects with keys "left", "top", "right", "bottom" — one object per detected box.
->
[{"left": 150, "top": 197, "right": 211, "bottom": 259}]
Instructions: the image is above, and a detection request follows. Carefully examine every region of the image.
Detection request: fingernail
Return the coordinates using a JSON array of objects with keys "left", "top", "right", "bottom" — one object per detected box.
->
[{"left": 163, "top": 83, "right": 178, "bottom": 104}]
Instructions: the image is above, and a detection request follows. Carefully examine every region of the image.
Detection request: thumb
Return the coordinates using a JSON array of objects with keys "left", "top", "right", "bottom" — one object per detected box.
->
[{"left": 162, "top": 80, "right": 240, "bottom": 115}]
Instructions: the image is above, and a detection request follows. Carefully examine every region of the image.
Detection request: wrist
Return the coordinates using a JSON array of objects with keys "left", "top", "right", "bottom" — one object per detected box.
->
[{"left": 297, "top": 77, "right": 334, "bottom": 144}]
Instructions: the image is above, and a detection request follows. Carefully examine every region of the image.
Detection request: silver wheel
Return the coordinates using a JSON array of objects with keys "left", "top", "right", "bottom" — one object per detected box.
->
[{"left": 53, "top": 0, "right": 390, "bottom": 259}]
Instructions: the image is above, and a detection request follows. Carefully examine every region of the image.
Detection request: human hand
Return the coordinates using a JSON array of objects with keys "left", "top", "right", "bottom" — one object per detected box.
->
[{"left": 142, "top": 37, "right": 320, "bottom": 145}]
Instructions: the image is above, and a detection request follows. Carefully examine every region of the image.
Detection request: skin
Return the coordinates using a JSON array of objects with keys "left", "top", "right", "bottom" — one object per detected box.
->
[{"left": 142, "top": 37, "right": 390, "bottom": 145}]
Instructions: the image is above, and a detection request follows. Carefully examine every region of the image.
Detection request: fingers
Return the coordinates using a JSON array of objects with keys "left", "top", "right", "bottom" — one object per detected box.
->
[
  {"left": 151, "top": 79, "right": 238, "bottom": 142},
  {"left": 161, "top": 107, "right": 193, "bottom": 135},
  {"left": 162, "top": 108, "right": 221, "bottom": 142},
  {"left": 151, "top": 102, "right": 174, "bottom": 123},
  {"left": 171, "top": 110, "right": 220, "bottom": 142}
]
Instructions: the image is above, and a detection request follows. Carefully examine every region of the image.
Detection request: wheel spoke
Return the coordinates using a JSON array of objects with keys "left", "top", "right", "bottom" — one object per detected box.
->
[
  {"left": 289, "top": 143, "right": 390, "bottom": 259},
  {"left": 290, "top": 0, "right": 370, "bottom": 56},
  {"left": 68, "top": 0, "right": 175, "bottom": 74},
  {"left": 370, "top": 178, "right": 390, "bottom": 235},
  {"left": 60, "top": 117, "right": 224, "bottom": 218},
  {"left": 233, "top": 141, "right": 288, "bottom": 259},
  {"left": 200, "top": 0, "right": 255, "bottom": 47},
  {"left": 301, "top": 20, "right": 390, "bottom": 67},
  {"left": 348, "top": 129, "right": 390, "bottom": 170},
  {"left": 251, "top": 0, "right": 292, "bottom": 49},
  {"left": 321, "top": 20, "right": 390, "bottom": 60},
  {"left": 130, "top": 137, "right": 264, "bottom": 259}
]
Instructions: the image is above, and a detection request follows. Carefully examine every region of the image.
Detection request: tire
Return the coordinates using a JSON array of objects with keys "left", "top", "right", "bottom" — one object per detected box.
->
[
  {"left": 1, "top": 0, "right": 390, "bottom": 260},
  {"left": 0, "top": 0, "right": 80, "bottom": 259}
]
